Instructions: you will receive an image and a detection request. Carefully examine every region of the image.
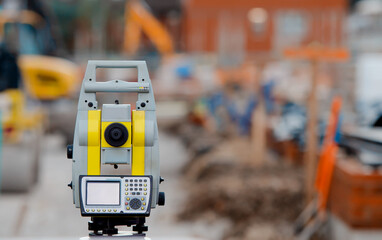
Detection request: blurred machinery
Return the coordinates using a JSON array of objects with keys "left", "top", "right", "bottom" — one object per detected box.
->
[
  {"left": 123, "top": 0, "right": 174, "bottom": 56},
  {"left": 0, "top": 68, "right": 43, "bottom": 191},
  {"left": 68, "top": 60, "right": 164, "bottom": 236},
  {"left": 18, "top": 54, "right": 79, "bottom": 143},
  {"left": 18, "top": 55, "right": 78, "bottom": 101},
  {"left": 0, "top": 8, "right": 79, "bottom": 100},
  {"left": 0, "top": 3, "right": 79, "bottom": 191},
  {"left": 0, "top": 4, "right": 80, "bottom": 141}
]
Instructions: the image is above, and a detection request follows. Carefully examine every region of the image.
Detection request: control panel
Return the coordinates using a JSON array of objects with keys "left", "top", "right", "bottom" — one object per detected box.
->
[{"left": 79, "top": 175, "right": 152, "bottom": 216}]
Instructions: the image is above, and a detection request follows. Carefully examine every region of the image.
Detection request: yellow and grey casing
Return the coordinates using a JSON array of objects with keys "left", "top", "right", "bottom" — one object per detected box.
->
[
  {"left": 101, "top": 104, "right": 132, "bottom": 165},
  {"left": 70, "top": 60, "right": 160, "bottom": 209}
]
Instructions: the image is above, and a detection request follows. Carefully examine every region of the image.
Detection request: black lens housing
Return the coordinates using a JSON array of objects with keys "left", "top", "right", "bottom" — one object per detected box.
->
[{"left": 104, "top": 123, "right": 129, "bottom": 147}]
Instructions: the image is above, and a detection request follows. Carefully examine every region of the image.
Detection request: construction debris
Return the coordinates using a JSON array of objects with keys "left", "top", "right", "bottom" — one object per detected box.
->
[{"left": 172, "top": 123, "right": 304, "bottom": 239}]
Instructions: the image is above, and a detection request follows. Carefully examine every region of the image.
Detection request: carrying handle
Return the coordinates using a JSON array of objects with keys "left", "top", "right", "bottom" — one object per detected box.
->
[
  {"left": 84, "top": 81, "right": 149, "bottom": 93},
  {"left": 79, "top": 60, "right": 154, "bottom": 111},
  {"left": 82, "top": 60, "right": 151, "bottom": 94},
  {"left": 88, "top": 60, "right": 146, "bottom": 70}
]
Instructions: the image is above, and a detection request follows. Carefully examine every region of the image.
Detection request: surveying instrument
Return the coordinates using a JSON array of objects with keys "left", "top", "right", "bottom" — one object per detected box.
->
[{"left": 67, "top": 61, "right": 165, "bottom": 237}]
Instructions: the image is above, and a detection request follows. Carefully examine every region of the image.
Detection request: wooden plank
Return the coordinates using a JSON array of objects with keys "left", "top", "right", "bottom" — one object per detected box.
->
[
  {"left": 304, "top": 59, "right": 319, "bottom": 202},
  {"left": 251, "top": 64, "right": 267, "bottom": 166},
  {"left": 284, "top": 45, "right": 349, "bottom": 201},
  {"left": 252, "top": 101, "right": 267, "bottom": 165}
]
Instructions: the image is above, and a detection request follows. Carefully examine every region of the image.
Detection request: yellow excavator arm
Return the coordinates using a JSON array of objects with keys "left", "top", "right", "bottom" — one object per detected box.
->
[{"left": 124, "top": 0, "right": 174, "bottom": 56}]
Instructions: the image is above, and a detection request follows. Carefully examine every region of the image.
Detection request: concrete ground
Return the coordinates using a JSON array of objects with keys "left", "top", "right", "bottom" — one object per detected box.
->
[{"left": 0, "top": 132, "right": 228, "bottom": 240}]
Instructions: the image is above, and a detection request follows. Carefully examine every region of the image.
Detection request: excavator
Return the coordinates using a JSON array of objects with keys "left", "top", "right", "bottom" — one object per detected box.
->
[
  {"left": 123, "top": 0, "right": 174, "bottom": 57},
  {"left": 0, "top": 5, "right": 79, "bottom": 192}
]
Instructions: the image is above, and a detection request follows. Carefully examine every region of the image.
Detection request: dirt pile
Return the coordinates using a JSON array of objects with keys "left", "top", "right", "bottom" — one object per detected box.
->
[{"left": 175, "top": 128, "right": 304, "bottom": 240}]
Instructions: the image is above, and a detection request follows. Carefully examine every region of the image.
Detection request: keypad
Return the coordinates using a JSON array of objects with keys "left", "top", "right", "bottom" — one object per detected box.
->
[{"left": 124, "top": 176, "right": 150, "bottom": 213}]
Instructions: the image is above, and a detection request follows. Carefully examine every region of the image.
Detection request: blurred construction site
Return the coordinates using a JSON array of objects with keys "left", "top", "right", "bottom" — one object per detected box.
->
[{"left": 2, "top": 0, "right": 382, "bottom": 239}]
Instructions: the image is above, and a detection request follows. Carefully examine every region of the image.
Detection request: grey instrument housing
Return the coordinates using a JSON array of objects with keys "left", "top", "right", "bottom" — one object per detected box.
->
[{"left": 71, "top": 61, "right": 160, "bottom": 210}]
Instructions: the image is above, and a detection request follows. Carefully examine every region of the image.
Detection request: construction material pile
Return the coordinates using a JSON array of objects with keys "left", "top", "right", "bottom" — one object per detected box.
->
[{"left": 173, "top": 124, "right": 305, "bottom": 240}]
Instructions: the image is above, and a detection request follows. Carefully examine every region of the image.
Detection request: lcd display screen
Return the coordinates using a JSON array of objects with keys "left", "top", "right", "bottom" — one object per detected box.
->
[{"left": 86, "top": 181, "right": 120, "bottom": 205}]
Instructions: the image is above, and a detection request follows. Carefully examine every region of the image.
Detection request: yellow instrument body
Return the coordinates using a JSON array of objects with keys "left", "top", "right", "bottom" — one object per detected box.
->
[{"left": 86, "top": 110, "right": 146, "bottom": 176}]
